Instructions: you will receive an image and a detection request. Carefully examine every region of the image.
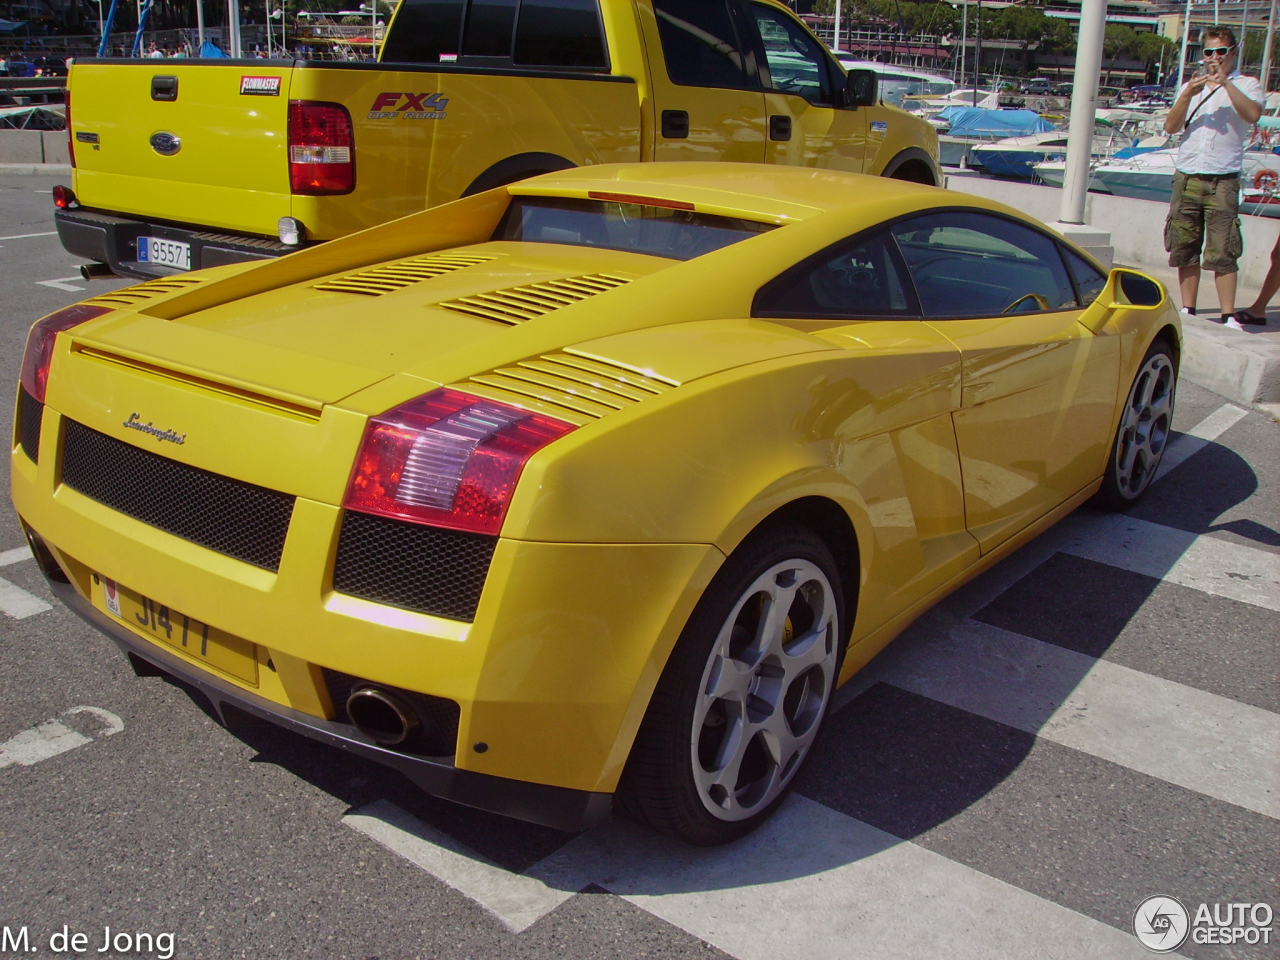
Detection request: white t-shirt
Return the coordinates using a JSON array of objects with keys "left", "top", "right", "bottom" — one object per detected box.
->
[{"left": 1175, "top": 71, "right": 1265, "bottom": 175}]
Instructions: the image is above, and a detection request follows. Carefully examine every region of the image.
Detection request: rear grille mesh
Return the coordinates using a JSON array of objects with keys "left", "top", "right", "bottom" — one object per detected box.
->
[
  {"left": 85, "top": 275, "right": 204, "bottom": 308},
  {"left": 314, "top": 253, "right": 496, "bottom": 296},
  {"left": 18, "top": 386, "right": 42, "bottom": 464},
  {"left": 333, "top": 510, "right": 495, "bottom": 622},
  {"left": 322, "top": 668, "right": 460, "bottom": 757},
  {"left": 438, "top": 274, "right": 632, "bottom": 325},
  {"left": 463, "top": 350, "right": 676, "bottom": 421},
  {"left": 61, "top": 420, "right": 295, "bottom": 571}
]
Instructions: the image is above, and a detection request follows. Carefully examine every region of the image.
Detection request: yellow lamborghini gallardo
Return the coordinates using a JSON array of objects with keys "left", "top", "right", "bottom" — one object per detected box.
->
[{"left": 12, "top": 164, "right": 1179, "bottom": 845}]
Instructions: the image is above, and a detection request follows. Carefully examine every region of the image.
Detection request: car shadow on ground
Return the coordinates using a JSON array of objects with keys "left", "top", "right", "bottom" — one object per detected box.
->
[{"left": 155, "top": 437, "right": 1265, "bottom": 893}]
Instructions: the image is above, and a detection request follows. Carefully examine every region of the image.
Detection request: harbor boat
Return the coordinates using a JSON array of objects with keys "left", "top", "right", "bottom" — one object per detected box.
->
[
  {"left": 933, "top": 105, "right": 1053, "bottom": 167},
  {"left": 1088, "top": 148, "right": 1280, "bottom": 214},
  {"left": 1031, "top": 135, "right": 1171, "bottom": 190},
  {"left": 971, "top": 130, "right": 1118, "bottom": 179}
]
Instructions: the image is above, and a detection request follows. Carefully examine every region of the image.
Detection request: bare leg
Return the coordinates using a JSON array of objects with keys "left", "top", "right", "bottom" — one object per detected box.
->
[
  {"left": 1178, "top": 266, "right": 1201, "bottom": 312},
  {"left": 1214, "top": 271, "right": 1237, "bottom": 316},
  {"left": 1246, "top": 240, "right": 1280, "bottom": 314}
]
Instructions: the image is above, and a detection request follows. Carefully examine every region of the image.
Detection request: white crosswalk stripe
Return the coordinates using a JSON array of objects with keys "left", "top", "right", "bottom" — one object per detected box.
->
[
  {"left": 867, "top": 619, "right": 1280, "bottom": 818},
  {"left": 343, "top": 402, "right": 1272, "bottom": 957}
]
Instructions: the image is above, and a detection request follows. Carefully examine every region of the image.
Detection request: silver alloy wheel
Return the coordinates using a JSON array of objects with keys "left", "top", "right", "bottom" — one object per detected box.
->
[
  {"left": 691, "top": 559, "right": 838, "bottom": 821},
  {"left": 1115, "top": 351, "right": 1174, "bottom": 499}
]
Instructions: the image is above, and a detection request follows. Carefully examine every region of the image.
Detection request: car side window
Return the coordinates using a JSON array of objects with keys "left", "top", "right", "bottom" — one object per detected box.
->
[
  {"left": 754, "top": 230, "right": 919, "bottom": 319},
  {"left": 890, "top": 212, "right": 1078, "bottom": 318},
  {"left": 652, "top": 0, "right": 753, "bottom": 90},
  {"left": 748, "top": 3, "right": 835, "bottom": 106},
  {"left": 1061, "top": 246, "right": 1108, "bottom": 306},
  {"left": 513, "top": 0, "right": 609, "bottom": 68},
  {"left": 380, "top": 0, "right": 466, "bottom": 64}
]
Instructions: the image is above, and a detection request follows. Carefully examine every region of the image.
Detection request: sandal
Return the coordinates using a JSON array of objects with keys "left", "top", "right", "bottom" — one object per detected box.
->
[{"left": 1232, "top": 309, "right": 1268, "bottom": 325}]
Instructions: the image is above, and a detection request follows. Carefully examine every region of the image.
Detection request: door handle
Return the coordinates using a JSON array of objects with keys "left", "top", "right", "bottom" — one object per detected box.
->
[
  {"left": 769, "top": 115, "right": 792, "bottom": 141},
  {"left": 151, "top": 75, "right": 178, "bottom": 101},
  {"left": 661, "top": 109, "right": 689, "bottom": 139}
]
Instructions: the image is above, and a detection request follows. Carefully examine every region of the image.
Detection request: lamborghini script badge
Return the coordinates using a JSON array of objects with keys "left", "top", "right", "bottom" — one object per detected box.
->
[{"left": 123, "top": 413, "right": 186, "bottom": 445}]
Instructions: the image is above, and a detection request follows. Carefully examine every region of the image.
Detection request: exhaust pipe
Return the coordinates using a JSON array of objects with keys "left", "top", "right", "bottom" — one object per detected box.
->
[
  {"left": 346, "top": 686, "right": 421, "bottom": 746},
  {"left": 80, "top": 262, "right": 117, "bottom": 280}
]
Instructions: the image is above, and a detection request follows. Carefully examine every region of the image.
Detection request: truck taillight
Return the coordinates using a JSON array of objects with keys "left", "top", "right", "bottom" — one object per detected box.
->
[
  {"left": 20, "top": 304, "right": 111, "bottom": 403},
  {"left": 343, "top": 389, "right": 576, "bottom": 536},
  {"left": 66, "top": 90, "right": 74, "bottom": 168},
  {"left": 288, "top": 100, "right": 354, "bottom": 195}
]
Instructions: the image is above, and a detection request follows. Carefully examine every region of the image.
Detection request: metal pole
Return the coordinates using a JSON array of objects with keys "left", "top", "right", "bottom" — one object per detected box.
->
[
  {"left": 1215, "top": 0, "right": 1220, "bottom": 24},
  {"left": 1059, "top": 0, "right": 1106, "bottom": 223},
  {"left": 958, "top": 0, "right": 967, "bottom": 85},
  {"left": 1178, "top": 0, "right": 1192, "bottom": 91},
  {"left": 228, "top": 0, "right": 241, "bottom": 56},
  {"left": 96, "top": 0, "right": 120, "bottom": 56},
  {"left": 196, "top": 0, "right": 205, "bottom": 53},
  {"left": 1242, "top": 0, "right": 1250, "bottom": 74},
  {"left": 973, "top": 0, "right": 982, "bottom": 105},
  {"left": 1264, "top": 0, "right": 1279, "bottom": 91},
  {"left": 834, "top": 0, "right": 842, "bottom": 53}
]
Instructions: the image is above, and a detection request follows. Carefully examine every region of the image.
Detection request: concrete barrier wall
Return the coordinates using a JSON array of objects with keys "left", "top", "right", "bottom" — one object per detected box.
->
[
  {"left": 0, "top": 130, "right": 45, "bottom": 164},
  {"left": 0, "top": 130, "right": 69, "bottom": 164},
  {"left": 943, "top": 174, "right": 1280, "bottom": 288}
]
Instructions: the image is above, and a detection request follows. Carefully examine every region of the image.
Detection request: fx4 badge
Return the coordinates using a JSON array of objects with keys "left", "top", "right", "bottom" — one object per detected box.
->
[{"left": 369, "top": 92, "right": 449, "bottom": 120}]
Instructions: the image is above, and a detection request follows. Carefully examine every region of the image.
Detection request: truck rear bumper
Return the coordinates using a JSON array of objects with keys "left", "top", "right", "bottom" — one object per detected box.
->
[{"left": 55, "top": 207, "right": 299, "bottom": 280}]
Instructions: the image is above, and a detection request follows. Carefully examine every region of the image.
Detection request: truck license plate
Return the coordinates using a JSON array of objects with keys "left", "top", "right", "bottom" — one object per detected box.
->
[{"left": 137, "top": 236, "right": 191, "bottom": 270}]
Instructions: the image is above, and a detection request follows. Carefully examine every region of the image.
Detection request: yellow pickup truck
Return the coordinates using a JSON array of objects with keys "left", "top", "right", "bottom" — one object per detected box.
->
[{"left": 56, "top": 0, "right": 938, "bottom": 279}]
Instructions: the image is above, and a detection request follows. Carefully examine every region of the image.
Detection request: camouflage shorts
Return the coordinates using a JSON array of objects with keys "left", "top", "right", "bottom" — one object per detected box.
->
[{"left": 1164, "top": 172, "right": 1244, "bottom": 274}]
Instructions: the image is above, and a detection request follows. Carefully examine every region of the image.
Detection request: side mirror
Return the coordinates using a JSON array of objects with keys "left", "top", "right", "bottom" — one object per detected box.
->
[
  {"left": 1116, "top": 270, "right": 1163, "bottom": 306},
  {"left": 1079, "top": 268, "right": 1166, "bottom": 332},
  {"left": 844, "top": 69, "right": 878, "bottom": 108}
]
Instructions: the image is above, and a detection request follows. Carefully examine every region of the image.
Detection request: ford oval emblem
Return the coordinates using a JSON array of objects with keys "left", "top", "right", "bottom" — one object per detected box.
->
[{"left": 149, "top": 132, "right": 181, "bottom": 156}]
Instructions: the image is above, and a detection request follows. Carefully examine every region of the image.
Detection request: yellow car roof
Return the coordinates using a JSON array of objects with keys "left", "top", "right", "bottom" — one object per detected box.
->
[{"left": 509, "top": 162, "right": 940, "bottom": 226}]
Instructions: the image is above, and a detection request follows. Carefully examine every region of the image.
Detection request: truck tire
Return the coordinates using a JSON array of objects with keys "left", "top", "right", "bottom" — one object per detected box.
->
[{"left": 461, "top": 153, "right": 576, "bottom": 197}]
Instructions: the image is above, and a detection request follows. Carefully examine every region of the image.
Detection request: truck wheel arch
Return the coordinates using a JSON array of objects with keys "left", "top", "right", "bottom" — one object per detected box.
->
[
  {"left": 879, "top": 148, "right": 938, "bottom": 186},
  {"left": 461, "top": 153, "right": 577, "bottom": 197}
]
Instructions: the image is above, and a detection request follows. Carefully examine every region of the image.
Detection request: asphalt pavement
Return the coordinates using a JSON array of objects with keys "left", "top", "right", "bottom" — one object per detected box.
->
[{"left": 0, "top": 175, "right": 1276, "bottom": 960}]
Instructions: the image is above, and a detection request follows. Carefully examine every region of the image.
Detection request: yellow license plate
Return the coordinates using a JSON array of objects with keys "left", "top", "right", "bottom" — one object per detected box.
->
[{"left": 96, "top": 576, "right": 259, "bottom": 686}]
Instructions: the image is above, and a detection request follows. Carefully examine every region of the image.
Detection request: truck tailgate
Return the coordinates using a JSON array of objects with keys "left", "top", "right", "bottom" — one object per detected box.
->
[{"left": 69, "top": 61, "right": 293, "bottom": 237}]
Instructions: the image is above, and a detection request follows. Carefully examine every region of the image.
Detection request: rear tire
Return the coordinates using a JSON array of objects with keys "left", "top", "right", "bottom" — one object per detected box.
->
[
  {"left": 1095, "top": 339, "right": 1177, "bottom": 509},
  {"left": 616, "top": 524, "right": 845, "bottom": 845}
]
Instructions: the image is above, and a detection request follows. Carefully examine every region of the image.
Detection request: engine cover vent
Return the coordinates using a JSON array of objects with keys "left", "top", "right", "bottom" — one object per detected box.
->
[
  {"left": 438, "top": 274, "right": 631, "bottom": 325},
  {"left": 314, "top": 253, "right": 496, "bottom": 296},
  {"left": 85, "top": 275, "right": 205, "bottom": 308},
  {"left": 461, "top": 350, "right": 675, "bottom": 422}
]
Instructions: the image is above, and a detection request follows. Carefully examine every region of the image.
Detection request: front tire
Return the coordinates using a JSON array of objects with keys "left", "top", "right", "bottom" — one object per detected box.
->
[
  {"left": 1096, "top": 339, "right": 1177, "bottom": 509},
  {"left": 616, "top": 524, "right": 845, "bottom": 845}
]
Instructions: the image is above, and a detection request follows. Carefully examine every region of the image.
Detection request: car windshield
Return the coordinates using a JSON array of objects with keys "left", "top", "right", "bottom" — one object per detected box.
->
[{"left": 495, "top": 196, "right": 776, "bottom": 261}]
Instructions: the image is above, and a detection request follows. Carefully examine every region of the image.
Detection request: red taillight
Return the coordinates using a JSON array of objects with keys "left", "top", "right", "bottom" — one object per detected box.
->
[
  {"left": 20, "top": 304, "right": 111, "bottom": 403},
  {"left": 288, "top": 100, "right": 354, "bottom": 195},
  {"left": 344, "top": 389, "right": 577, "bottom": 536},
  {"left": 66, "top": 89, "right": 74, "bottom": 169},
  {"left": 52, "top": 184, "right": 76, "bottom": 209}
]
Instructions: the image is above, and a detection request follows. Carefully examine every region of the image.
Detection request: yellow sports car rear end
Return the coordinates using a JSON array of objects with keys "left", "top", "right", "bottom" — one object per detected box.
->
[{"left": 12, "top": 163, "right": 1180, "bottom": 843}]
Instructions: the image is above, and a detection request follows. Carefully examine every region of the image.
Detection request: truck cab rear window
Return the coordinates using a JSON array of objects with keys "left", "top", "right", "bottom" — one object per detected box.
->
[
  {"left": 495, "top": 196, "right": 776, "bottom": 261},
  {"left": 382, "top": 0, "right": 607, "bottom": 70}
]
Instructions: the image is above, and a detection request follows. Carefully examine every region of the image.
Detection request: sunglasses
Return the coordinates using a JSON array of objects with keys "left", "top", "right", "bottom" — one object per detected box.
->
[{"left": 1202, "top": 46, "right": 1233, "bottom": 56}]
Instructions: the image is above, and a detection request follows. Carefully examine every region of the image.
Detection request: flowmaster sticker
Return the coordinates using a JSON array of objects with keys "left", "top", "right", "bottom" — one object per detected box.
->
[{"left": 240, "top": 75, "right": 282, "bottom": 96}]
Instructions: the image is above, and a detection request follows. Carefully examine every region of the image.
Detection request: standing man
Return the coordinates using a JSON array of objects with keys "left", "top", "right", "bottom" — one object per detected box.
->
[{"left": 1163, "top": 26, "right": 1264, "bottom": 324}]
